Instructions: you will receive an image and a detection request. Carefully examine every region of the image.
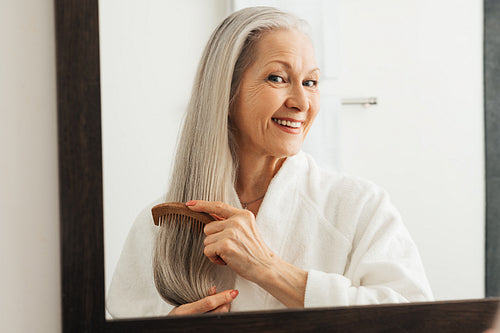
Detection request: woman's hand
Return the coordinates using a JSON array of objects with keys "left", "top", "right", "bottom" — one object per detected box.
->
[
  {"left": 186, "top": 200, "right": 308, "bottom": 308},
  {"left": 185, "top": 200, "right": 276, "bottom": 284},
  {"left": 168, "top": 287, "right": 238, "bottom": 316}
]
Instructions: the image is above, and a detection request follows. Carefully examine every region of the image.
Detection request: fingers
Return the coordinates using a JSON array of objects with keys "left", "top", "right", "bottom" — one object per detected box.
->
[
  {"left": 186, "top": 200, "right": 240, "bottom": 220},
  {"left": 208, "top": 285, "right": 217, "bottom": 296},
  {"left": 169, "top": 289, "right": 238, "bottom": 316},
  {"left": 204, "top": 242, "right": 228, "bottom": 265},
  {"left": 209, "top": 213, "right": 224, "bottom": 221},
  {"left": 196, "top": 289, "right": 239, "bottom": 313},
  {"left": 203, "top": 220, "right": 226, "bottom": 236},
  {"left": 208, "top": 303, "right": 231, "bottom": 313}
]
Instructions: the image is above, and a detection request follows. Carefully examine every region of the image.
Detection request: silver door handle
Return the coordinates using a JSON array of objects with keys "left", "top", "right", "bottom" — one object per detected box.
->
[{"left": 341, "top": 97, "right": 378, "bottom": 107}]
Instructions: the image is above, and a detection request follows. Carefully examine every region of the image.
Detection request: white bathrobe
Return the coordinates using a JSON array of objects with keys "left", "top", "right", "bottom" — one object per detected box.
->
[{"left": 106, "top": 151, "right": 433, "bottom": 318}]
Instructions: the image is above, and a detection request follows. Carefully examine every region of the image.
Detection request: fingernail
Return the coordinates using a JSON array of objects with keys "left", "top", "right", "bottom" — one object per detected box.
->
[
  {"left": 230, "top": 290, "right": 239, "bottom": 298},
  {"left": 185, "top": 200, "right": 196, "bottom": 206}
]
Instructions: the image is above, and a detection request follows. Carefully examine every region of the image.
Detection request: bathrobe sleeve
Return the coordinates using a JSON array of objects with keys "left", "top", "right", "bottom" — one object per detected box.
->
[
  {"left": 303, "top": 181, "right": 433, "bottom": 307},
  {"left": 106, "top": 205, "right": 174, "bottom": 318}
]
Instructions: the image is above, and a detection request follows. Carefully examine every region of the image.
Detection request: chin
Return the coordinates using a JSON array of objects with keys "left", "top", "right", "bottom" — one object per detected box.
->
[{"left": 273, "top": 144, "right": 302, "bottom": 158}]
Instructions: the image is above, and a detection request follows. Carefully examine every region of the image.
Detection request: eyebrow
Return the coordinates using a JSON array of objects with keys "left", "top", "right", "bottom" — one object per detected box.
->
[{"left": 264, "top": 60, "right": 320, "bottom": 75}]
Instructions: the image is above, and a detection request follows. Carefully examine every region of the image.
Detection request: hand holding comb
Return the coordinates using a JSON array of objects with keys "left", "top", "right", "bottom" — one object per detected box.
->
[{"left": 152, "top": 202, "right": 216, "bottom": 232}]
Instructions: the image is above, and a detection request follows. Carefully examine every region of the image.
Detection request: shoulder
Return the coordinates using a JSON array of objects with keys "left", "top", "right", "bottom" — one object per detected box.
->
[
  {"left": 292, "top": 152, "right": 401, "bottom": 235},
  {"left": 294, "top": 151, "right": 388, "bottom": 208},
  {"left": 121, "top": 197, "right": 165, "bottom": 252},
  {"left": 107, "top": 196, "right": 170, "bottom": 318}
]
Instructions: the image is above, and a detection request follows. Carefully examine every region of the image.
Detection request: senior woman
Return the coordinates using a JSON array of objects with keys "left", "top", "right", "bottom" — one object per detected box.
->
[{"left": 107, "top": 7, "right": 433, "bottom": 318}]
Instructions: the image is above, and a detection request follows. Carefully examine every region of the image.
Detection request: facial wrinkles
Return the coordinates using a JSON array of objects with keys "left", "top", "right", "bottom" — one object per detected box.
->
[
  {"left": 233, "top": 29, "right": 320, "bottom": 158},
  {"left": 261, "top": 62, "right": 318, "bottom": 131},
  {"left": 260, "top": 33, "right": 316, "bottom": 75},
  {"left": 233, "top": 70, "right": 263, "bottom": 142},
  {"left": 251, "top": 60, "right": 316, "bottom": 136},
  {"left": 241, "top": 77, "right": 269, "bottom": 138}
]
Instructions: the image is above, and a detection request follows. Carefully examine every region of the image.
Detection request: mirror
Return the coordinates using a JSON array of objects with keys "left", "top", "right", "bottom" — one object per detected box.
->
[
  {"left": 55, "top": 0, "right": 500, "bottom": 331},
  {"left": 100, "top": 0, "right": 484, "bottom": 314}
]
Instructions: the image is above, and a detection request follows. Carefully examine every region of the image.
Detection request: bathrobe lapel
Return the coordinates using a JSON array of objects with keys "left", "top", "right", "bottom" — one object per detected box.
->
[{"left": 231, "top": 153, "right": 305, "bottom": 311}]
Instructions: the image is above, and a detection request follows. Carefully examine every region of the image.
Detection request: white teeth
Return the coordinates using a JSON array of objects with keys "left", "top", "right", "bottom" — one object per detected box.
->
[{"left": 273, "top": 118, "right": 301, "bottom": 128}]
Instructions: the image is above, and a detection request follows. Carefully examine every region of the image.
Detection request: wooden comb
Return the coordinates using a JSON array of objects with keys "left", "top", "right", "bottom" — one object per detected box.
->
[{"left": 151, "top": 202, "right": 215, "bottom": 231}]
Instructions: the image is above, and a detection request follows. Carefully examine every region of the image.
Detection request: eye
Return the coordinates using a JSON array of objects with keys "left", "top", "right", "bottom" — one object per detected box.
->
[
  {"left": 303, "top": 80, "right": 318, "bottom": 88},
  {"left": 268, "top": 75, "right": 284, "bottom": 83}
]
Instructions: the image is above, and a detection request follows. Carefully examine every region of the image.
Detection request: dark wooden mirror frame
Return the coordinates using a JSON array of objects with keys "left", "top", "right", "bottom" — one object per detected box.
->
[{"left": 55, "top": 0, "right": 500, "bottom": 331}]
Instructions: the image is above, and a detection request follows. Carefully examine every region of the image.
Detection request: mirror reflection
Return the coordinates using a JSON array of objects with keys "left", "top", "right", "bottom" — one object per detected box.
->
[{"left": 100, "top": 0, "right": 484, "bottom": 319}]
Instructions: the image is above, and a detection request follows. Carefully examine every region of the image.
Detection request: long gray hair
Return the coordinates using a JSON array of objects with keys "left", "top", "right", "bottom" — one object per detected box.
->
[{"left": 153, "top": 6, "right": 310, "bottom": 307}]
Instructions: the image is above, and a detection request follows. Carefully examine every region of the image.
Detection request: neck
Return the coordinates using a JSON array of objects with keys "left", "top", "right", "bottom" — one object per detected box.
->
[{"left": 236, "top": 149, "right": 286, "bottom": 213}]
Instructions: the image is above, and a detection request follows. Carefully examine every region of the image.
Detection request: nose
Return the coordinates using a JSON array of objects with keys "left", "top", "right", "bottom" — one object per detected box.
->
[{"left": 285, "top": 83, "right": 309, "bottom": 112}]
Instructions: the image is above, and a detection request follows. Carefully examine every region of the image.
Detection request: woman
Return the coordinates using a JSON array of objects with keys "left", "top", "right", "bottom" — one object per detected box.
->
[{"left": 107, "top": 7, "right": 433, "bottom": 318}]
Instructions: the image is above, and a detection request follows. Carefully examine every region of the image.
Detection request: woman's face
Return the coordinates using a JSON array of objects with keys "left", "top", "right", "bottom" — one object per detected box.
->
[{"left": 232, "top": 28, "right": 320, "bottom": 159}]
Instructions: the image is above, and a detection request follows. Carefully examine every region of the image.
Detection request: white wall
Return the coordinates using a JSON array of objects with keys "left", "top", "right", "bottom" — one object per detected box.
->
[
  {"left": 330, "top": 0, "right": 484, "bottom": 300},
  {"left": 0, "top": 0, "right": 61, "bottom": 332}
]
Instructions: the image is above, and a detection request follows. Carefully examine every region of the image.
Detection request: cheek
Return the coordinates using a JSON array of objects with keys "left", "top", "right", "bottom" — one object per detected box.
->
[
  {"left": 309, "top": 95, "right": 321, "bottom": 120},
  {"left": 256, "top": 88, "right": 282, "bottom": 106},
  {"left": 239, "top": 86, "right": 283, "bottom": 121},
  {"left": 303, "top": 95, "right": 320, "bottom": 136},
  {"left": 312, "top": 92, "right": 320, "bottom": 111},
  {"left": 233, "top": 87, "right": 257, "bottom": 124}
]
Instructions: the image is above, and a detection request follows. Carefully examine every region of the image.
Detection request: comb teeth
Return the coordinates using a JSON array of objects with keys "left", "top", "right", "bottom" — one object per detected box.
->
[{"left": 152, "top": 202, "right": 215, "bottom": 233}]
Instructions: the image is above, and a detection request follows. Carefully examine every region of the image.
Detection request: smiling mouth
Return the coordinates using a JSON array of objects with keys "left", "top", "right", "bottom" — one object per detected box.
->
[{"left": 272, "top": 118, "right": 302, "bottom": 128}]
